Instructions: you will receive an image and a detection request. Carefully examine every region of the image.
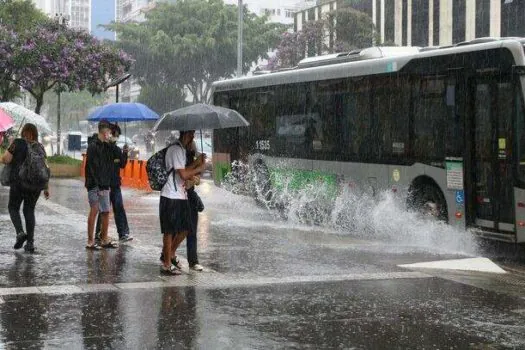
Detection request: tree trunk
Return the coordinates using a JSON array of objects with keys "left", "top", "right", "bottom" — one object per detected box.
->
[{"left": 34, "top": 95, "right": 44, "bottom": 114}]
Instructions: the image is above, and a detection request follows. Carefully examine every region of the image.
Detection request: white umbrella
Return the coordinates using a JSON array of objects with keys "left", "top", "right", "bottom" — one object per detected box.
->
[{"left": 0, "top": 102, "right": 52, "bottom": 133}]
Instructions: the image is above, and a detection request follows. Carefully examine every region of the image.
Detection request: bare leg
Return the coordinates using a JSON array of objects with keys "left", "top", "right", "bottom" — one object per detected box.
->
[
  {"left": 100, "top": 212, "right": 110, "bottom": 242},
  {"left": 163, "top": 234, "right": 173, "bottom": 268},
  {"left": 171, "top": 231, "right": 189, "bottom": 258},
  {"left": 87, "top": 206, "right": 99, "bottom": 245}
]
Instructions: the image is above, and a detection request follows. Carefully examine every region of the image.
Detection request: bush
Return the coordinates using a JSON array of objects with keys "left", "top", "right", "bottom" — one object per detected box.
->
[{"left": 47, "top": 155, "right": 82, "bottom": 166}]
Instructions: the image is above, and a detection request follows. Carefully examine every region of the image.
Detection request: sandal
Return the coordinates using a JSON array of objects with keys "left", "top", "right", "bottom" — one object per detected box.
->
[
  {"left": 159, "top": 254, "right": 182, "bottom": 270},
  {"left": 86, "top": 243, "right": 102, "bottom": 250},
  {"left": 160, "top": 265, "right": 182, "bottom": 276},
  {"left": 101, "top": 240, "right": 119, "bottom": 249}
]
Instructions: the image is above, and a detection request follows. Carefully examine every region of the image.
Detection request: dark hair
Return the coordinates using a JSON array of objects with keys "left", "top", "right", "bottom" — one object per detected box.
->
[
  {"left": 179, "top": 130, "right": 195, "bottom": 139},
  {"left": 98, "top": 120, "right": 111, "bottom": 132},
  {"left": 111, "top": 123, "right": 121, "bottom": 136},
  {"left": 21, "top": 123, "right": 38, "bottom": 142}
]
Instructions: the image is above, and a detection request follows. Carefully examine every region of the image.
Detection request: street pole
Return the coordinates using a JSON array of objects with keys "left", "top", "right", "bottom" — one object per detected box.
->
[
  {"left": 237, "top": 0, "right": 243, "bottom": 77},
  {"left": 57, "top": 91, "right": 61, "bottom": 155}
]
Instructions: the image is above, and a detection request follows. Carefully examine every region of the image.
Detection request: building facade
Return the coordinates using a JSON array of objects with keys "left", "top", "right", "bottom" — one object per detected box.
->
[
  {"left": 32, "top": 0, "right": 91, "bottom": 32},
  {"left": 224, "top": 0, "right": 317, "bottom": 25},
  {"left": 295, "top": 0, "right": 525, "bottom": 49}
]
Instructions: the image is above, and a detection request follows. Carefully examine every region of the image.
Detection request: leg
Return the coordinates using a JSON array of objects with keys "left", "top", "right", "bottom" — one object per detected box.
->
[
  {"left": 95, "top": 212, "right": 101, "bottom": 242},
  {"left": 99, "top": 212, "right": 110, "bottom": 242},
  {"left": 111, "top": 187, "right": 129, "bottom": 238},
  {"left": 186, "top": 207, "right": 199, "bottom": 265},
  {"left": 87, "top": 188, "right": 100, "bottom": 246},
  {"left": 8, "top": 185, "right": 24, "bottom": 235},
  {"left": 162, "top": 233, "right": 173, "bottom": 268},
  {"left": 22, "top": 190, "right": 40, "bottom": 245},
  {"left": 172, "top": 231, "right": 189, "bottom": 256}
]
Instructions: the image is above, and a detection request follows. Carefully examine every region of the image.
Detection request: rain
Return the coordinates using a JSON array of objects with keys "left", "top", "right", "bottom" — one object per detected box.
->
[{"left": 0, "top": 0, "right": 524, "bottom": 348}]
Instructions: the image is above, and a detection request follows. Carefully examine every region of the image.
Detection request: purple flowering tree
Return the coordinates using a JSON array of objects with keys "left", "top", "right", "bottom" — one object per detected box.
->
[{"left": 1, "top": 22, "right": 132, "bottom": 114}]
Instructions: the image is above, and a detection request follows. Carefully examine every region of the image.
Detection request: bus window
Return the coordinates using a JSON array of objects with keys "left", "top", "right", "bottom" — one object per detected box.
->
[
  {"left": 413, "top": 77, "right": 447, "bottom": 161},
  {"left": 517, "top": 82, "right": 525, "bottom": 183},
  {"left": 344, "top": 77, "right": 372, "bottom": 159}
]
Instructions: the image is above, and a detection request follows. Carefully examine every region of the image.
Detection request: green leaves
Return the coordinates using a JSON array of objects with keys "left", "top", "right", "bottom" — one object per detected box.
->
[{"left": 109, "top": 0, "right": 285, "bottom": 106}]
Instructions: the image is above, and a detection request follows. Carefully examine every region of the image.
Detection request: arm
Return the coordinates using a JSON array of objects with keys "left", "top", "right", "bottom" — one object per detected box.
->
[
  {"left": 0, "top": 150, "right": 13, "bottom": 164},
  {"left": 120, "top": 146, "right": 128, "bottom": 168},
  {"left": 85, "top": 144, "right": 98, "bottom": 187},
  {"left": 177, "top": 165, "right": 205, "bottom": 181}
]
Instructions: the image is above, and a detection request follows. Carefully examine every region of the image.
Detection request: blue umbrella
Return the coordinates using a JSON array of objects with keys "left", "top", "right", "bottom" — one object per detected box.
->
[{"left": 87, "top": 102, "right": 159, "bottom": 122}]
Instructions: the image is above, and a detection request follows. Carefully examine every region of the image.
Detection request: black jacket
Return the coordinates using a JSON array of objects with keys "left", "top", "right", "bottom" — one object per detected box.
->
[
  {"left": 110, "top": 142, "right": 128, "bottom": 188},
  {"left": 85, "top": 137, "right": 114, "bottom": 190}
]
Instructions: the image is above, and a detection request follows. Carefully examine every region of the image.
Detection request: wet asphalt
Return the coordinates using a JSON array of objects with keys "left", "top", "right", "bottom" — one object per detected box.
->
[{"left": 0, "top": 177, "right": 524, "bottom": 349}]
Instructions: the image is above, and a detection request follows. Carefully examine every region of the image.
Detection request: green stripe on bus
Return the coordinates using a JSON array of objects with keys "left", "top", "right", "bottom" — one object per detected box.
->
[
  {"left": 214, "top": 161, "right": 231, "bottom": 183},
  {"left": 269, "top": 168, "right": 338, "bottom": 195}
]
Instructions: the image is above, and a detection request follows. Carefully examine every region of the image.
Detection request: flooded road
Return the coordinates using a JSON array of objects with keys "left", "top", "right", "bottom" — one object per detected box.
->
[{"left": 0, "top": 178, "right": 524, "bottom": 349}]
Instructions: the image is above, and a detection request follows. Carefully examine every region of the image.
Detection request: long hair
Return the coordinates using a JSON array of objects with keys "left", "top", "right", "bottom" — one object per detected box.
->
[{"left": 21, "top": 123, "right": 38, "bottom": 142}]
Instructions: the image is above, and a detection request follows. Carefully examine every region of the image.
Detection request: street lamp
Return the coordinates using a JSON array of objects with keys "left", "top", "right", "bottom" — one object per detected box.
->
[
  {"left": 237, "top": 0, "right": 243, "bottom": 77},
  {"left": 55, "top": 13, "right": 69, "bottom": 155}
]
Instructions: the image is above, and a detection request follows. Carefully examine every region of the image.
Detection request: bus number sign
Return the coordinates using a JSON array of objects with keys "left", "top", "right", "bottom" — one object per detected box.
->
[{"left": 255, "top": 140, "right": 270, "bottom": 151}]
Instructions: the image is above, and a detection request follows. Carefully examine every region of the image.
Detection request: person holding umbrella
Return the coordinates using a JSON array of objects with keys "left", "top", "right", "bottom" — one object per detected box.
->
[
  {"left": 159, "top": 130, "right": 206, "bottom": 275},
  {"left": 94, "top": 123, "right": 133, "bottom": 244}
]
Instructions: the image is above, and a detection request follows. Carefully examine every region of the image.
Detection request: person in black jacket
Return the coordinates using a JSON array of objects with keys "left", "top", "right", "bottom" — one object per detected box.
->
[
  {"left": 85, "top": 120, "right": 118, "bottom": 250},
  {"left": 185, "top": 141, "right": 204, "bottom": 271},
  {"left": 95, "top": 124, "right": 133, "bottom": 243}
]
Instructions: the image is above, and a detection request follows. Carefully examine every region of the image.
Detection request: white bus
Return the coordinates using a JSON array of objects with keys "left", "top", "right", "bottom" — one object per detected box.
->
[{"left": 212, "top": 38, "right": 525, "bottom": 243}]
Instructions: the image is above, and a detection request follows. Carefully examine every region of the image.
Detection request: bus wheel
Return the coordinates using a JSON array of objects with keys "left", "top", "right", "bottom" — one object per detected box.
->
[
  {"left": 250, "top": 161, "right": 273, "bottom": 206},
  {"left": 408, "top": 184, "right": 448, "bottom": 222}
]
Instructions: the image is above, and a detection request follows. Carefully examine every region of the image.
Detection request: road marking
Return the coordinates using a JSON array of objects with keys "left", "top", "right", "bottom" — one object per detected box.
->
[
  {"left": 0, "top": 271, "right": 431, "bottom": 297},
  {"left": 399, "top": 257, "right": 507, "bottom": 274}
]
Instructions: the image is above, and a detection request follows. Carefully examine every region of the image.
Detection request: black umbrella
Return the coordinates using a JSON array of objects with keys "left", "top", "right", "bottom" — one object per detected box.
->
[{"left": 152, "top": 103, "right": 250, "bottom": 151}]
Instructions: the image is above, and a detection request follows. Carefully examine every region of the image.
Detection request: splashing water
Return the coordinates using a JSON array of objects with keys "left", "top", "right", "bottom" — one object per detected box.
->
[{"left": 219, "top": 162, "right": 479, "bottom": 256}]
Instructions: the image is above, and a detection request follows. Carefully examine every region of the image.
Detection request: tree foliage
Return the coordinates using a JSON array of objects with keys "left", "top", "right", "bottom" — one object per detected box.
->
[
  {"left": 274, "top": 6, "right": 377, "bottom": 68},
  {"left": 0, "top": 0, "right": 133, "bottom": 114},
  {"left": 108, "top": 0, "right": 285, "bottom": 105}
]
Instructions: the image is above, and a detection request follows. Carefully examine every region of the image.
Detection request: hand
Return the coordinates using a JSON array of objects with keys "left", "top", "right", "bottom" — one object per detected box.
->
[
  {"left": 123, "top": 144, "right": 129, "bottom": 153},
  {"left": 44, "top": 190, "right": 50, "bottom": 200}
]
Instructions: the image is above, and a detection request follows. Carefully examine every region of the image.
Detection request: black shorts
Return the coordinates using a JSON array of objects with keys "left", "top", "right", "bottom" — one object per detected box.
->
[{"left": 159, "top": 197, "right": 192, "bottom": 235}]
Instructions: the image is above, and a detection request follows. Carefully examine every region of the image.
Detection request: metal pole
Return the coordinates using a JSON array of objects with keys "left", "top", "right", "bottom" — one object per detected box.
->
[
  {"left": 116, "top": 84, "right": 119, "bottom": 103},
  {"left": 237, "top": 0, "right": 243, "bottom": 77},
  {"left": 57, "top": 91, "right": 61, "bottom": 155}
]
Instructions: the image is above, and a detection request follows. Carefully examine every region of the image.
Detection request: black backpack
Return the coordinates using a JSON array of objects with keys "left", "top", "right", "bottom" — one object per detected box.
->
[
  {"left": 18, "top": 142, "right": 50, "bottom": 191},
  {"left": 146, "top": 141, "right": 182, "bottom": 191}
]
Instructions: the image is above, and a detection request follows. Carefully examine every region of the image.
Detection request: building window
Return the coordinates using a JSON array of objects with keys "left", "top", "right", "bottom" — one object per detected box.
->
[
  {"left": 412, "top": 0, "right": 429, "bottom": 46},
  {"left": 452, "top": 0, "right": 466, "bottom": 44},
  {"left": 433, "top": 0, "right": 439, "bottom": 45},
  {"left": 285, "top": 10, "right": 294, "bottom": 18},
  {"left": 501, "top": 0, "right": 525, "bottom": 37},
  {"left": 402, "top": 0, "right": 408, "bottom": 45},
  {"left": 476, "top": 0, "right": 490, "bottom": 37},
  {"left": 384, "top": 0, "right": 395, "bottom": 43}
]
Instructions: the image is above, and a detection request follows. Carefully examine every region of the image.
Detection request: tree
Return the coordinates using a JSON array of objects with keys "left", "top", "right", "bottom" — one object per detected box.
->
[
  {"left": 0, "top": 21, "right": 132, "bottom": 113},
  {"left": 0, "top": 0, "right": 49, "bottom": 101},
  {"left": 274, "top": 6, "right": 376, "bottom": 68},
  {"left": 109, "top": 0, "right": 285, "bottom": 105}
]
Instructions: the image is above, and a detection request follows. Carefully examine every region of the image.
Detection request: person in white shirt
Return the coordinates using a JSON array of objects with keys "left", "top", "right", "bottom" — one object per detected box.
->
[{"left": 159, "top": 130, "right": 206, "bottom": 275}]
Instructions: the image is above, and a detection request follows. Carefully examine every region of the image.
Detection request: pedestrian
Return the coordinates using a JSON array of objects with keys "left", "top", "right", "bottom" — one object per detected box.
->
[
  {"left": 0, "top": 123, "right": 50, "bottom": 253},
  {"left": 159, "top": 130, "right": 206, "bottom": 275},
  {"left": 184, "top": 141, "right": 204, "bottom": 271},
  {"left": 94, "top": 123, "right": 133, "bottom": 244},
  {"left": 85, "top": 120, "right": 119, "bottom": 250}
]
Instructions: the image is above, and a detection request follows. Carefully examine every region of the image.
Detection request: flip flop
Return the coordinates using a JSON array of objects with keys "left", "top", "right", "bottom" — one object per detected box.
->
[
  {"left": 85, "top": 243, "right": 102, "bottom": 250},
  {"left": 101, "top": 241, "right": 119, "bottom": 249},
  {"left": 160, "top": 265, "right": 182, "bottom": 276}
]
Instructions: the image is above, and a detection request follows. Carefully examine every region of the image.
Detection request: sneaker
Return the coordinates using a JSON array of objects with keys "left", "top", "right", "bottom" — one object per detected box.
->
[
  {"left": 13, "top": 233, "right": 28, "bottom": 250},
  {"left": 160, "top": 265, "right": 182, "bottom": 276},
  {"left": 24, "top": 242, "right": 35, "bottom": 253},
  {"left": 95, "top": 237, "right": 102, "bottom": 246},
  {"left": 119, "top": 235, "right": 134, "bottom": 242},
  {"left": 190, "top": 264, "right": 204, "bottom": 272}
]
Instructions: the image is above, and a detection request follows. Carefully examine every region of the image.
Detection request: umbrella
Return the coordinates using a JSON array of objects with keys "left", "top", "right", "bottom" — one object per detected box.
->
[
  {"left": 87, "top": 102, "right": 159, "bottom": 137},
  {"left": 152, "top": 103, "right": 250, "bottom": 151},
  {"left": 0, "top": 102, "right": 52, "bottom": 133},
  {"left": 0, "top": 108, "right": 14, "bottom": 132},
  {"left": 153, "top": 104, "right": 249, "bottom": 131}
]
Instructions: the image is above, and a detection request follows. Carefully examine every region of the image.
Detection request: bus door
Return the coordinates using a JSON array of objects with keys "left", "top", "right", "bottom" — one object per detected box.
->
[{"left": 469, "top": 77, "right": 515, "bottom": 232}]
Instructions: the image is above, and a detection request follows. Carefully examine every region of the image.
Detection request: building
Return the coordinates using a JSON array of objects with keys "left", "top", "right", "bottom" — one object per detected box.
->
[
  {"left": 32, "top": 0, "right": 91, "bottom": 32},
  {"left": 91, "top": 0, "right": 116, "bottom": 40},
  {"left": 224, "top": 0, "right": 317, "bottom": 25},
  {"left": 295, "top": 0, "right": 525, "bottom": 49}
]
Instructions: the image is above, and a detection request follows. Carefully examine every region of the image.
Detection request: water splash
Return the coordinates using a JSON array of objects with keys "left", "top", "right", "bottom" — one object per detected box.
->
[{"left": 219, "top": 163, "right": 479, "bottom": 256}]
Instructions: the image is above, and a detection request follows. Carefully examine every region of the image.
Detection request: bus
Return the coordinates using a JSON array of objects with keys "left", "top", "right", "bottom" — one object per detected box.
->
[{"left": 212, "top": 38, "right": 525, "bottom": 244}]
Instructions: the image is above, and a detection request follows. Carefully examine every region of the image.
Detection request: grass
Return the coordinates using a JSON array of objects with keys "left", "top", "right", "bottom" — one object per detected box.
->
[{"left": 47, "top": 155, "right": 82, "bottom": 166}]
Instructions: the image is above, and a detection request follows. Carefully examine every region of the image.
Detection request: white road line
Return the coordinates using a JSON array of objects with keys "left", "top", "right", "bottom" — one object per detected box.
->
[{"left": 0, "top": 271, "right": 431, "bottom": 297}]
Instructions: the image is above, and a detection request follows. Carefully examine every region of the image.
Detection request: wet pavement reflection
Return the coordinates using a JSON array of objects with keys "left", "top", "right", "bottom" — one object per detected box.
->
[{"left": 0, "top": 178, "right": 524, "bottom": 348}]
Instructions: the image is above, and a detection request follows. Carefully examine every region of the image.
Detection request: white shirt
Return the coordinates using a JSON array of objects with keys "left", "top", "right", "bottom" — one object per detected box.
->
[{"left": 160, "top": 142, "right": 187, "bottom": 200}]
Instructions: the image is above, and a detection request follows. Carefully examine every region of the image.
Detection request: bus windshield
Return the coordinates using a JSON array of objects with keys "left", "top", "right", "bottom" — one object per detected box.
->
[{"left": 518, "top": 77, "right": 525, "bottom": 182}]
